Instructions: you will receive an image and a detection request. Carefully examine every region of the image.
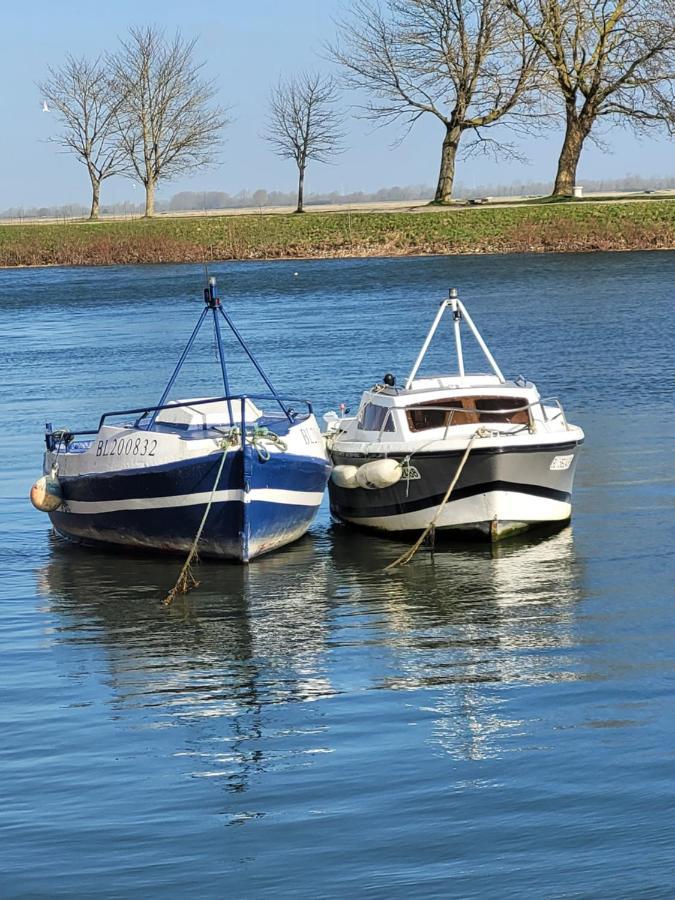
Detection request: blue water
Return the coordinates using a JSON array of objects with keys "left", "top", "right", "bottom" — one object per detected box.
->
[{"left": 1, "top": 252, "right": 674, "bottom": 898}]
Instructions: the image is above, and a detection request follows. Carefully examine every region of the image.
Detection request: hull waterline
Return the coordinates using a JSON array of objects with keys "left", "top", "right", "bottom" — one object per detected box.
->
[{"left": 329, "top": 440, "right": 582, "bottom": 543}]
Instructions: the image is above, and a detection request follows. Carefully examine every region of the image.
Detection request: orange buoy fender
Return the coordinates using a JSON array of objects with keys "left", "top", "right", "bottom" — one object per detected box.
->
[{"left": 30, "top": 472, "right": 62, "bottom": 512}]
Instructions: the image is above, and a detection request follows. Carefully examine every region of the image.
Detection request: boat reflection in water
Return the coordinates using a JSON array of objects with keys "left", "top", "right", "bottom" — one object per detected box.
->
[
  {"left": 328, "top": 523, "right": 584, "bottom": 761},
  {"left": 37, "top": 523, "right": 583, "bottom": 777},
  {"left": 37, "top": 533, "right": 336, "bottom": 795}
]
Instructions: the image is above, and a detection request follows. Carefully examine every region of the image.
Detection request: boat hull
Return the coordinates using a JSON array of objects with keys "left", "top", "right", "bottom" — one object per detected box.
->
[
  {"left": 49, "top": 447, "right": 329, "bottom": 562},
  {"left": 328, "top": 439, "right": 582, "bottom": 542}
]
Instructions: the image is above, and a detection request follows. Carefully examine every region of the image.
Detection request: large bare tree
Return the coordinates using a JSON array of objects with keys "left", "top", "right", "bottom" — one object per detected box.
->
[
  {"left": 39, "top": 56, "right": 124, "bottom": 220},
  {"left": 330, "top": 0, "right": 541, "bottom": 202},
  {"left": 110, "top": 26, "right": 227, "bottom": 217},
  {"left": 264, "top": 73, "right": 345, "bottom": 213},
  {"left": 507, "top": 0, "right": 675, "bottom": 196}
]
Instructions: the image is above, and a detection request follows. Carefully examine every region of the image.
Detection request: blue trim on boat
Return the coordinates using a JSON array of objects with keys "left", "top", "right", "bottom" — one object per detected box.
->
[
  {"left": 59, "top": 450, "right": 329, "bottom": 503},
  {"left": 147, "top": 413, "right": 306, "bottom": 439}
]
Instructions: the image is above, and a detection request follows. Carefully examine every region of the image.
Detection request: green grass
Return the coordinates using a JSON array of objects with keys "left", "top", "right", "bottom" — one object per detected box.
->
[{"left": 0, "top": 199, "right": 673, "bottom": 267}]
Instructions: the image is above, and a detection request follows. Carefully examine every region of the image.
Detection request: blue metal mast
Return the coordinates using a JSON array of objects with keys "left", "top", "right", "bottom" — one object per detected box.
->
[
  {"left": 148, "top": 274, "right": 290, "bottom": 431},
  {"left": 147, "top": 306, "right": 209, "bottom": 428},
  {"left": 218, "top": 305, "right": 292, "bottom": 421},
  {"left": 206, "top": 279, "right": 234, "bottom": 424}
]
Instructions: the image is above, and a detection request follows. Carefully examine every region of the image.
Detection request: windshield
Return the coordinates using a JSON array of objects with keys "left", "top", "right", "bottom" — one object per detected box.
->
[{"left": 406, "top": 397, "right": 529, "bottom": 431}]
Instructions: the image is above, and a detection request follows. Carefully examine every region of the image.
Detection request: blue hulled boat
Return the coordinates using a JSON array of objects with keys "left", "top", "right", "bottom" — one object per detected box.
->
[{"left": 31, "top": 277, "right": 331, "bottom": 562}]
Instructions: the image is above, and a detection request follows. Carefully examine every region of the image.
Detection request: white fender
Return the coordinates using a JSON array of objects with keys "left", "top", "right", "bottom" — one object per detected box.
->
[
  {"left": 331, "top": 465, "right": 360, "bottom": 489},
  {"left": 30, "top": 472, "right": 63, "bottom": 512},
  {"left": 356, "top": 458, "right": 402, "bottom": 490}
]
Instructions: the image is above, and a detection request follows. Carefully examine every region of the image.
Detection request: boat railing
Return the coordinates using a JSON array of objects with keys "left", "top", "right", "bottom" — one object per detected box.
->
[
  {"left": 45, "top": 394, "right": 313, "bottom": 450},
  {"left": 368, "top": 396, "right": 569, "bottom": 442},
  {"left": 98, "top": 394, "right": 313, "bottom": 431},
  {"left": 539, "top": 397, "right": 568, "bottom": 429}
]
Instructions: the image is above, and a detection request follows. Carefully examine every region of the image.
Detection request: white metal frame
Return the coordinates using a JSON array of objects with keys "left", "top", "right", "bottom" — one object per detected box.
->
[{"left": 405, "top": 289, "right": 506, "bottom": 388}]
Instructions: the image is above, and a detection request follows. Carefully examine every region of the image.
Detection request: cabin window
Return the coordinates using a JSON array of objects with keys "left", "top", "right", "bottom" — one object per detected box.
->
[
  {"left": 357, "top": 402, "right": 395, "bottom": 432},
  {"left": 406, "top": 397, "right": 529, "bottom": 431}
]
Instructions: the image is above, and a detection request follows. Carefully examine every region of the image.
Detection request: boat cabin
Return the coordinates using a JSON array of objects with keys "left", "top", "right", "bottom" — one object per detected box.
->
[{"left": 342, "top": 375, "right": 547, "bottom": 445}]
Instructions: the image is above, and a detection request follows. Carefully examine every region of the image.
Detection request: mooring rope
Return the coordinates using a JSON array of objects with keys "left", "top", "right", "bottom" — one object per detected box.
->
[
  {"left": 385, "top": 428, "right": 489, "bottom": 571},
  {"left": 163, "top": 432, "right": 238, "bottom": 605},
  {"left": 248, "top": 425, "right": 287, "bottom": 461},
  {"left": 162, "top": 424, "right": 288, "bottom": 604}
]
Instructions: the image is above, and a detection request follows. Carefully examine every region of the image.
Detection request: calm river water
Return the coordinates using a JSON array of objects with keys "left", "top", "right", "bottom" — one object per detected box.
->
[{"left": 1, "top": 252, "right": 674, "bottom": 898}]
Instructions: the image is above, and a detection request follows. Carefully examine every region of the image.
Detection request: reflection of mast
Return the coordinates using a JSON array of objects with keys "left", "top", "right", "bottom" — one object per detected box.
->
[
  {"left": 489, "top": 526, "right": 579, "bottom": 610},
  {"left": 428, "top": 683, "right": 525, "bottom": 762},
  {"left": 331, "top": 525, "right": 583, "bottom": 761},
  {"left": 37, "top": 536, "right": 333, "bottom": 792}
]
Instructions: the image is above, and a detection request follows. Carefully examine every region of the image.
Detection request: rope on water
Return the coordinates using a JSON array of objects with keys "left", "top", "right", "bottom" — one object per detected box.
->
[
  {"left": 163, "top": 432, "right": 238, "bottom": 605},
  {"left": 162, "top": 424, "right": 287, "bottom": 604},
  {"left": 385, "top": 428, "right": 489, "bottom": 571}
]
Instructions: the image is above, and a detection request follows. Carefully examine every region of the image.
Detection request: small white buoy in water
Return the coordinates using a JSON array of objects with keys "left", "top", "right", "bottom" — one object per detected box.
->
[
  {"left": 30, "top": 470, "right": 62, "bottom": 511},
  {"left": 331, "top": 465, "right": 359, "bottom": 489},
  {"left": 356, "top": 458, "right": 402, "bottom": 490},
  {"left": 294, "top": 272, "right": 299, "bottom": 276}
]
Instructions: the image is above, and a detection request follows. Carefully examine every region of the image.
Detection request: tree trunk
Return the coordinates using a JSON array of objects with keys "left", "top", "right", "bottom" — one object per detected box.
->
[
  {"left": 144, "top": 179, "right": 156, "bottom": 217},
  {"left": 434, "top": 124, "right": 462, "bottom": 203},
  {"left": 552, "top": 108, "right": 592, "bottom": 197},
  {"left": 89, "top": 176, "right": 101, "bottom": 221},
  {"left": 296, "top": 163, "right": 305, "bottom": 213}
]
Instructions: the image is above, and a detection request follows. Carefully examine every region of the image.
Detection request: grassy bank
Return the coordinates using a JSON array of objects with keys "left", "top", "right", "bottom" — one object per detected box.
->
[{"left": 1, "top": 200, "right": 673, "bottom": 267}]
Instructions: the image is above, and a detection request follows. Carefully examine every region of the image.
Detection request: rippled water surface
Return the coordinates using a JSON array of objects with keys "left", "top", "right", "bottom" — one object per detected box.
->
[{"left": 1, "top": 252, "right": 674, "bottom": 898}]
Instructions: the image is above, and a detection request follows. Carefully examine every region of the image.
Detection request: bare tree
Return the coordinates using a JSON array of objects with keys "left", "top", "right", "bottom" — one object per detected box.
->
[
  {"left": 110, "top": 26, "right": 227, "bottom": 217},
  {"left": 507, "top": 0, "right": 675, "bottom": 196},
  {"left": 330, "top": 0, "right": 541, "bottom": 203},
  {"left": 264, "top": 73, "right": 345, "bottom": 213},
  {"left": 39, "top": 56, "right": 124, "bottom": 220}
]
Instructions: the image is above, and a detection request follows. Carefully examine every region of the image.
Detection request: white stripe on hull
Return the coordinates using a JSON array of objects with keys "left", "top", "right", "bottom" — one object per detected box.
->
[
  {"left": 336, "top": 490, "right": 571, "bottom": 534},
  {"left": 64, "top": 488, "right": 325, "bottom": 515}
]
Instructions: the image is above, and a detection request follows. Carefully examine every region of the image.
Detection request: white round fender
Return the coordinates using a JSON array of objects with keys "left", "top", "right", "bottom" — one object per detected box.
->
[
  {"left": 30, "top": 472, "right": 63, "bottom": 512},
  {"left": 355, "top": 458, "right": 402, "bottom": 490},
  {"left": 331, "top": 465, "right": 360, "bottom": 489}
]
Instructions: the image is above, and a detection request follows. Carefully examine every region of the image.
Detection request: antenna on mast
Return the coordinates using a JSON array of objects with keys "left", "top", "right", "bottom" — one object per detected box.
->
[{"left": 448, "top": 288, "right": 465, "bottom": 377}]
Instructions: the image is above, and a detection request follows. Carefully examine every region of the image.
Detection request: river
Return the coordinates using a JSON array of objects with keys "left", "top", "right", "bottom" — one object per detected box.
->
[{"left": 1, "top": 252, "right": 674, "bottom": 898}]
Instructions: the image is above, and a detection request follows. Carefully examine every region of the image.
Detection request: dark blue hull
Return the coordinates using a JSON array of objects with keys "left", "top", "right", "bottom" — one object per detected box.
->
[{"left": 49, "top": 447, "right": 330, "bottom": 562}]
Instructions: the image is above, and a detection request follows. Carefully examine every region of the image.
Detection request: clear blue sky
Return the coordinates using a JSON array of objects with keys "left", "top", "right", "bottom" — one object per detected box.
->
[{"left": 1, "top": 0, "right": 673, "bottom": 208}]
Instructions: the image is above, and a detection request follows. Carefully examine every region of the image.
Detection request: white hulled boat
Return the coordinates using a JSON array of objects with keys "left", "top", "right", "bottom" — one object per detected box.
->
[{"left": 326, "top": 288, "right": 584, "bottom": 541}]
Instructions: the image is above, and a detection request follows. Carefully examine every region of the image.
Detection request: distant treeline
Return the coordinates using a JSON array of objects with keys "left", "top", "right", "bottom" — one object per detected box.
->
[
  {"left": 2, "top": 174, "right": 673, "bottom": 220},
  {"left": 166, "top": 174, "right": 675, "bottom": 208},
  {"left": 167, "top": 184, "right": 434, "bottom": 210}
]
